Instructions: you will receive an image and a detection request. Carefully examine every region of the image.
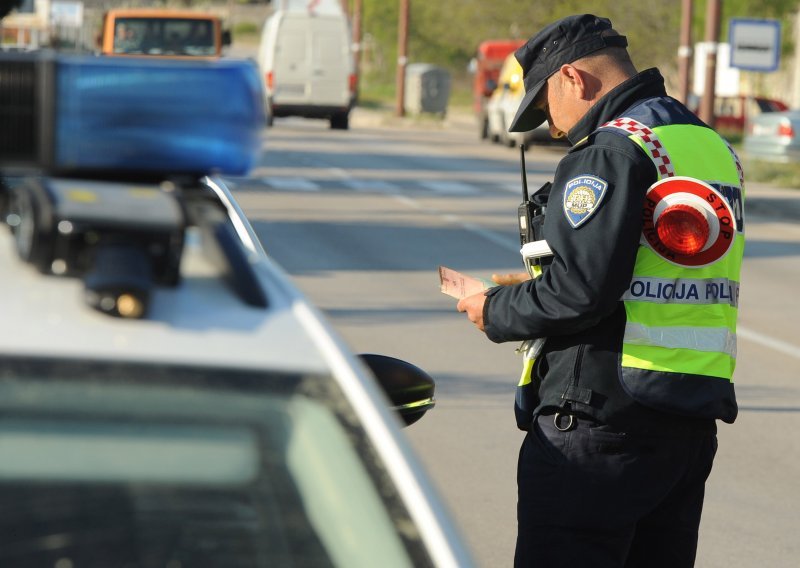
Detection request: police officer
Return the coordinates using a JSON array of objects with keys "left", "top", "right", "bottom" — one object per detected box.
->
[{"left": 457, "top": 14, "right": 744, "bottom": 568}]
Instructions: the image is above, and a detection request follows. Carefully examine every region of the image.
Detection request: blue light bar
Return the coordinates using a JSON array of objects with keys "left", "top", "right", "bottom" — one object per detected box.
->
[{"left": 54, "top": 56, "right": 266, "bottom": 177}]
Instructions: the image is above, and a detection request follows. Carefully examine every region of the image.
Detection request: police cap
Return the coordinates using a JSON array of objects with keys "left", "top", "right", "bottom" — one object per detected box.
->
[{"left": 509, "top": 14, "right": 628, "bottom": 132}]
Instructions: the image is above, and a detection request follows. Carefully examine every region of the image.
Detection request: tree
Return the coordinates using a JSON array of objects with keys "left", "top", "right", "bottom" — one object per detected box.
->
[{"left": 0, "top": 0, "right": 22, "bottom": 20}]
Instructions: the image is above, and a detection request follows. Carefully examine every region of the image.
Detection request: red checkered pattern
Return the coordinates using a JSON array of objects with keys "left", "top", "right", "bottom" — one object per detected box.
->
[
  {"left": 724, "top": 140, "right": 745, "bottom": 190},
  {"left": 601, "top": 118, "right": 675, "bottom": 178}
]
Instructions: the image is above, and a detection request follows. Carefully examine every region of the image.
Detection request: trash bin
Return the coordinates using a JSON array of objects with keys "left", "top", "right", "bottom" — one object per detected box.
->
[{"left": 405, "top": 63, "right": 451, "bottom": 116}]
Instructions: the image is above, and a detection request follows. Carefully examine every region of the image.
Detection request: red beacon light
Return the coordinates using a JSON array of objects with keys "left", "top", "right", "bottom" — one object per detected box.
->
[
  {"left": 642, "top": 177, "right": 736, "bottom": 267},
  {"left": 656, "top": 202, "right": 710, "bottom": 255}
]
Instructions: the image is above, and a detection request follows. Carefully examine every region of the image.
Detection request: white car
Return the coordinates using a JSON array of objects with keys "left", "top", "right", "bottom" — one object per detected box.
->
[
  {"left": 0, "top": 175, "right": 473, "bottom": 568},
  {"left": 485, "top": 53, "right": 559, "bottom": 148},
  {"left": 0, "top": 51, "right": 473, "bottom": 568}
]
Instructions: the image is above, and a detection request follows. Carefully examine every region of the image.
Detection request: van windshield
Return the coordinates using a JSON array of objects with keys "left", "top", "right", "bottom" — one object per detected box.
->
[{"left": 113, "top": 17, "right": 216, "bottom": 56}]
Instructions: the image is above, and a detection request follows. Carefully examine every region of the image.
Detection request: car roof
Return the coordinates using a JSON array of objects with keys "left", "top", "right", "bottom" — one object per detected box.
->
[
  {"left": 0, "top": 178, "right": 333, "bottom": 376},
  {"left": 0, "top": 236, "right": 329, "bottom": 375}
]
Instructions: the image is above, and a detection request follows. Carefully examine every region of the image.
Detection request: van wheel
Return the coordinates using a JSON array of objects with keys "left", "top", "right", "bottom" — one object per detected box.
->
[{"left": 330, "top": 113, "right": 349, "bottom": 130}]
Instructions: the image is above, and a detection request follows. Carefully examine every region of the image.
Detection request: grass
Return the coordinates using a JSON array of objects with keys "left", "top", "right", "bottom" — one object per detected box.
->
[
  {"left": 231, "top": 22, "right": 260, "bottom": 44},
  {"left": 741, "top": 158, "right": 800, "bottom": 188}
]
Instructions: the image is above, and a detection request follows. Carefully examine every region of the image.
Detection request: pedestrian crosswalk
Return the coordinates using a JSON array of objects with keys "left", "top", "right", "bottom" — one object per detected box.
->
[{"left": 224, "top": 175, "right": 554, "bottom": 196}]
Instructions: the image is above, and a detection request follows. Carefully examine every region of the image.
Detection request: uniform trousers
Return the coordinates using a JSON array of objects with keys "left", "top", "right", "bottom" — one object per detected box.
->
[{"left": 514, "top": 412, "right": 718, "bottom": 568}]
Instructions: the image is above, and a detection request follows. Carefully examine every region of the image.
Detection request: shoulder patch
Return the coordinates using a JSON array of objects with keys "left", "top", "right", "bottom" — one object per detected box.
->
[{"left": 563, "top": 175, "right": 608, "bottom": 228}]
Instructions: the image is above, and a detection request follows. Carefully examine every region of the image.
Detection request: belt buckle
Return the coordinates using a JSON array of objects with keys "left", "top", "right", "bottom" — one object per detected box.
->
[{"left": 553, "top": 412, "right": 575, "bottom": 432}]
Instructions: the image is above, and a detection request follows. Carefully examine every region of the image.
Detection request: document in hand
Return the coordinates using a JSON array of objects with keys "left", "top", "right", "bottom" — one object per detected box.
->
[{"left": 438, "top": 266, "right": 495, "bottom": 300}]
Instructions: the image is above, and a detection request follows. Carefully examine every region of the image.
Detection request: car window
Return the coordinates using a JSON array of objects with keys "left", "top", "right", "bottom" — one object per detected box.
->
[
  {"left": 0, "top": 357, "right": 428, "bottom": 568},
  {"left": 114, "top": 17, "right": 217, "bottom": 56},
  {"left": 714, "top": 97, "right": 741, "bottom": 118}
]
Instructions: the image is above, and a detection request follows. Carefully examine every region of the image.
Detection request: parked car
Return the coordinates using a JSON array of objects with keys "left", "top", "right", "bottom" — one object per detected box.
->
[
  {"left": 743, "top": 109, "right": 800, "bottom": 163},
  {"left": 485, "top": 53, "right": 562, "bottom": 149},
  {"left": 0, "top": 51, "right": 474, "bottom": 568},
  {"left": 688, "top": 94, "right": 788, "bottom": 134},
  {"left": 471, "top": 38, "right": 525, "bottom": 140}
]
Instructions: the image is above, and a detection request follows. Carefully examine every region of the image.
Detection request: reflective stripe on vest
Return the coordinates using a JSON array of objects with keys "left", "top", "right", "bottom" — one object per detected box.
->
[{"left": 601, "top": 117, "right": 744, "bottom": 382}]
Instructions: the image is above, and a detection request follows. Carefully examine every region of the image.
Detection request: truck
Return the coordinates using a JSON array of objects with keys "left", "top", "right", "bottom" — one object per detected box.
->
[
  {"left": 471, "top": 39, "right": 525, "bottom": 140},
  {"left": 97, "top": 8, "right": 231, "bottom": 59}
]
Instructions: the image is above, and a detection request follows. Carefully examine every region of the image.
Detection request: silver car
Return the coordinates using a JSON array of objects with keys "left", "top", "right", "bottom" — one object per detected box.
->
[{"left": 743, "top": 110, "right": 800, "bottom": 163}]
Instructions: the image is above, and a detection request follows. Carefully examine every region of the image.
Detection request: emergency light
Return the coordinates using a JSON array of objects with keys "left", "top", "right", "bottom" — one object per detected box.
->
[{"left": 0, "top": 51, "right": 266, "bottom": 178}]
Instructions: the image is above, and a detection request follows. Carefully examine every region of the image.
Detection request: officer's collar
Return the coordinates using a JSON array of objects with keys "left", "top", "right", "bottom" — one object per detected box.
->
[{"left": 566, "top": 68, "right": 666, "bottom": 145}]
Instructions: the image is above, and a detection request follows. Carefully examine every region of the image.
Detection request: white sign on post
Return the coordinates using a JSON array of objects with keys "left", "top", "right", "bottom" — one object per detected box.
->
[
  {"left": 50, "top": 1, "right": 84, "bottom": 28},
  {"left": 729, "top": 18, "right": 781, "bottom": 72}
]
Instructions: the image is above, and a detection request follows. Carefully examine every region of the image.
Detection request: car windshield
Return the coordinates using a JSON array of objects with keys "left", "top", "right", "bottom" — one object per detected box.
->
[
  {"left": 0, "top": 357, "right": 428, "bottom": 568},
  {"left": 113, "top": 17, "right": 216, "bottom": 56}
]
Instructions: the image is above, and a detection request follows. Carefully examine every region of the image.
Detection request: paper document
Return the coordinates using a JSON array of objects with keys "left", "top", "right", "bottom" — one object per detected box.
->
[
  {"left": 520, "top": 239, "right": 553, "bottom": 260},
  {"left": 438, "top": 266, "right": 495, "bottom": 300}
]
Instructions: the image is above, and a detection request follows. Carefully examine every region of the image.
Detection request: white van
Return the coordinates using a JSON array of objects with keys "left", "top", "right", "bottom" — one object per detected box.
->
[{"left": 258, "top": 7, "right": 355, "bottom": 130}]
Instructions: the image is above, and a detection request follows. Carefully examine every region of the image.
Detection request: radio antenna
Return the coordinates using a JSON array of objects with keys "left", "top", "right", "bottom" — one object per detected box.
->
[{"left": 519, "top": 144, "right": 529, "bottom": 202}]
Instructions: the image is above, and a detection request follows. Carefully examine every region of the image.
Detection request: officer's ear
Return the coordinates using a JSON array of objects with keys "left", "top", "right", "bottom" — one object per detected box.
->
[{"left": 558, "top": 64, "right": 588, "bottom": 100}]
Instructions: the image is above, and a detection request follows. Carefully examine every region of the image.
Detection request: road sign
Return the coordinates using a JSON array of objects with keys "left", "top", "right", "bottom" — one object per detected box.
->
[
  {"left": 729, "top": 18, "right": 781, "bottom": 72},
  {"left": 50, "top": 1, "right": 84, "bottom": 28}
]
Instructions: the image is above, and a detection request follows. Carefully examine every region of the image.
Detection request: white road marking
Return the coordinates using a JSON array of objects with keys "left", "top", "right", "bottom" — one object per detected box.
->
[
  {"left": 738, "top": 326, "right": 800, "bottom": 360},
  {"left": 341, "top": 179, "right": 400, "bottom": 193},
  {"left": 262, "top": 177, "right": 320, "bottom": 191},
  {"left": 418, "top": 180, "right": 479, "bottom": 194}
]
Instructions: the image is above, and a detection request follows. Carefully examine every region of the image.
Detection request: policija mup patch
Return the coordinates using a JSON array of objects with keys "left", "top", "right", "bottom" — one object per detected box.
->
[{"left": 563, "top": 175, "right": 608, "bottom": 228}]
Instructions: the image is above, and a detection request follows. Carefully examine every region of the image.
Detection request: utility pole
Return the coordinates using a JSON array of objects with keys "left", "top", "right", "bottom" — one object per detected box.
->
[
  {"left": 395, "top": 0, "right": 409, "bottom": 117},
  {"left": 352, "top": 0, "right": 362, "bottom": 90},
  {"left": 699, "top": 0, "right": 721, "bottom": 128},
  {"left": 792, "top": 10, "right": 800, "bottom": 108},
  {"left": 678, "top": 0, "right": 693, "bottom": 105}
]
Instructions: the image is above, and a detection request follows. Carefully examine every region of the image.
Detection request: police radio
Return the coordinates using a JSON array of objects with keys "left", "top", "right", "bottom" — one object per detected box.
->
[{"left": 517, "top": 145, "right": 553, "bottom": 275}]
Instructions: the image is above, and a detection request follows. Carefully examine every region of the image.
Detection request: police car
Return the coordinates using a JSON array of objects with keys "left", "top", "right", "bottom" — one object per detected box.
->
[{"left": 0, "top": 52, "right": 473, "bottom": 567}]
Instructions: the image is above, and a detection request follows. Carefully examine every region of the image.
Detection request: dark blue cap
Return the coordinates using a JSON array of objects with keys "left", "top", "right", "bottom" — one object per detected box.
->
[{"left": 509, "top": 14, "right": 627, "bottom": 132}]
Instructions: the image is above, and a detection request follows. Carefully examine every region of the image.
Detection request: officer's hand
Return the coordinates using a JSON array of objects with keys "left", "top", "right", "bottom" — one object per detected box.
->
[
  {"left": 491, "top": 272, "right": 531, "bottom": 286},
  {"left": 457, "top": 291, "right": 488, "bottom": 332}
]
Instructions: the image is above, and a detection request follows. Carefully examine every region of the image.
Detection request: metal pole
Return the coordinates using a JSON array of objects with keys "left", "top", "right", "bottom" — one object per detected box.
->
[
  {"left": 678, "top": 0, "right": 693, "bottom": 105},
  {"left": 699, "top": 0, "right": 721, "bottom": 128},
  {"left": 395, "top": 0, "right": 409, "bottom": 117},
  {"left": 352, "top": 0, "right": 362, "bottom": 91},
  {"left": 792, "top": 10, "right": 800, "bottom": 108}
]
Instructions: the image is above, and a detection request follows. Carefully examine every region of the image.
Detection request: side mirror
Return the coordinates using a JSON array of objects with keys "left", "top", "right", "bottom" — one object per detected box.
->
[
  {"left": 221, "top": 30, "right": 232, "bottom": 47},
  {"left": 359, "top": 354, "right": 435, "bottom": 427}
]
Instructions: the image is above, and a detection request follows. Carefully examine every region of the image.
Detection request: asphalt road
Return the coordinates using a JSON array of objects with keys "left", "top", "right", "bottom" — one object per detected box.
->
[{"left": 231, "top": 111, "right": 800, "bottom": 568}]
